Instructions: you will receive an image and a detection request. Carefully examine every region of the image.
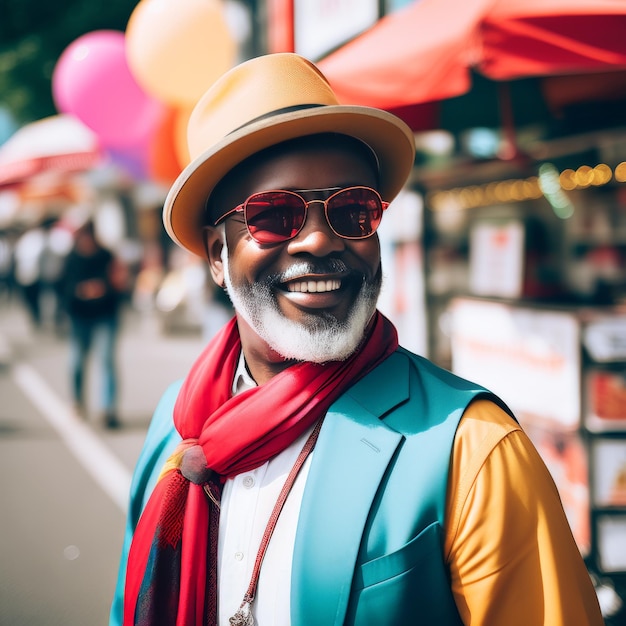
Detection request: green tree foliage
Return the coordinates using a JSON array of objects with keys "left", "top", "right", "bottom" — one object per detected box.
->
[{"left": 0, "top": 0, "right": 139, "bottom": 125}]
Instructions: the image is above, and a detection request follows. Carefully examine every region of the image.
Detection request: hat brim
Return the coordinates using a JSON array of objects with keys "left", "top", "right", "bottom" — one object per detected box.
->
[{"left": 163, "top": 105, "right": 416, "bottom": 257}]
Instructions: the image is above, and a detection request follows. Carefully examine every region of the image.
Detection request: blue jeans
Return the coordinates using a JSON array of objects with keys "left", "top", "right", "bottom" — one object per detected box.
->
[{"left": 69, "top": 313, "right": 119, "bottom": 414}]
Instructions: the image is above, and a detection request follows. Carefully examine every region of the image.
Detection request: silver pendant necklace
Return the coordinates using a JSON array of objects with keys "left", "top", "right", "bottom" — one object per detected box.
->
[
  {"left": 229, "top": 597, "right": 254, "bottom": 626},
  {"left": 227, "top": 420, "right": 323, "bottom": 626}
]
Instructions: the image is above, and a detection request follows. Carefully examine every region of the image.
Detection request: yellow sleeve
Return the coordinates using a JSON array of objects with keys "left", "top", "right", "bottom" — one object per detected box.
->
[{"left": 444, "top": 399, "right": 604, "bottom": 626}]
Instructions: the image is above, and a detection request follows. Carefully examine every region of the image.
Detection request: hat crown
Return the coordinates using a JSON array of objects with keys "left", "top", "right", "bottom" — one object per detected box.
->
[{"left": 187, "top": 53, "right": 340, "bottom": 161}]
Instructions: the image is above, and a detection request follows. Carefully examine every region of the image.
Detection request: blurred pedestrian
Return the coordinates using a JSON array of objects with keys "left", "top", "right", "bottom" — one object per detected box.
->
[
  {"left": 61, "top": 218, "right": 127, "bottom": 428},
  {"left": 13, "top": 221, "right": 46, "bottom": 328},
  {"left": 39, "top": 218, "right": 73, "bottom": 334},
  {"left": 0, "top": 228, "right": 16, "bottom": 303}
]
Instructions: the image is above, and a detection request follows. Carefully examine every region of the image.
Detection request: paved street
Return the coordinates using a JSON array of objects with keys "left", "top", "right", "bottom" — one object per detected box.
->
[{"left": 0, "top": 299, "right": 205, "bottom": 626}]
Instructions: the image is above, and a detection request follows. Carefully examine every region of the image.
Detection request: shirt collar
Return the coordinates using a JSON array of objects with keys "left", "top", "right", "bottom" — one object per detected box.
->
[{"left": 233, "top": 350, "right": 257, "bottom": 395}]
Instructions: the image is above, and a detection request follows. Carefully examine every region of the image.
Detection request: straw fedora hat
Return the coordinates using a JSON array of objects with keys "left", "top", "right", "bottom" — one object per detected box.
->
[{"left": 163, "top": 52, "right": 416, "bottom": 256}]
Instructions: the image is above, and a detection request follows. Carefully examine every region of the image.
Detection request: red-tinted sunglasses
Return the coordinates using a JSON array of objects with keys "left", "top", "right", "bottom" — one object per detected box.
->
[{"left": 214, "top": 186, "right": 389, "bottom": 244}]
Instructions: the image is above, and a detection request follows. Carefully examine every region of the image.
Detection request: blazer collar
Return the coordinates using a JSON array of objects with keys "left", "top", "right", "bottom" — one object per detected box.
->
[{"left": 291, "top": 351, "right": 409, "bottom": 626}]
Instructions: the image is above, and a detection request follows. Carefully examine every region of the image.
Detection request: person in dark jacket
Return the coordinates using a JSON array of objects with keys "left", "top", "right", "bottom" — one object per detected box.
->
[{"left": 62, "top": 218, "right": 126, "bottom": 428}]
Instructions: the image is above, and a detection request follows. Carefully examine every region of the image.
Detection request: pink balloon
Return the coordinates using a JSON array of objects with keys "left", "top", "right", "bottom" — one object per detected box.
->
[{"left": 52, "top": 30, "right": 164, "bottom": 149}]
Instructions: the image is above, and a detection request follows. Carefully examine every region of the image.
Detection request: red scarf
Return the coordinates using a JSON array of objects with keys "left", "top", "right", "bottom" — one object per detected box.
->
[{"left": 123, "top": 311, "right": 398, "bottom": 626}]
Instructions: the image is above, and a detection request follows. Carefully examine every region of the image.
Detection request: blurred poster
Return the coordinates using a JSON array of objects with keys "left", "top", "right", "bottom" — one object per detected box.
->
[
  {"left": 378, "top": 190, "right": 427, "bottom": 356},
  {"left": 583, "top": 317, "right": 626, "bottom": 362},
  {"left": 450, "top": 299, "right": 581, "bottom": 429},
  {"left": 378, "top": 240, "right": 426, "bottom": 356},
  {"left": 592, "top": 438, "right": 626, "bottom": 506},
  {"left": 294, "top": 0, "right": 378, "bottom": 59},
  {"left": 596, "top": 515, "right": 626, "bottom": 572},
  {"left": 525, "top": 424, "right": 590, "bottom": 555},
  {"left": 585, "top": 369, "right": 626, "bottom": 432},
  {"left": 469, "top": 220, "right": 524, "bottom": 298}
]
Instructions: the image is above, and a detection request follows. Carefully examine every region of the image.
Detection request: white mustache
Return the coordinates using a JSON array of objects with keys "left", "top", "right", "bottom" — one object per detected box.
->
[{"left": 278, "top": 259, "right": 350, "bottom": 282}]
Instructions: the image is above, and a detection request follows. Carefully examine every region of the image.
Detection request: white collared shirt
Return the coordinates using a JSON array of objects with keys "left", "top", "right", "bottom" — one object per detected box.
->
[{"left": 218, "top": 353, "right": 315, "bottom": 625}]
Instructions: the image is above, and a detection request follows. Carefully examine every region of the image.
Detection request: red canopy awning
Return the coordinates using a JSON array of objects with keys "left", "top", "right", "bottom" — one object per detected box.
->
[
  {"left": 318, "top": 0, "right": 626, "bottom": 110},
  {"left": 0, "top": 114, "right": 102, "bottom": 187}
]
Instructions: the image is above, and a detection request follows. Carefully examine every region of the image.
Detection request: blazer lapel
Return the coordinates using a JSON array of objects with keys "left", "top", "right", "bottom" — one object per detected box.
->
[{"left": 291, "top": 351, "right": 409, "bottom": 626}]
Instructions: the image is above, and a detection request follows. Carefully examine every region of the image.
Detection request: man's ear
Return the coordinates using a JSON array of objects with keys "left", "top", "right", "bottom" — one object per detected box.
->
[{"left": 202, "top": 226, "right": 225, "bottom": 287}]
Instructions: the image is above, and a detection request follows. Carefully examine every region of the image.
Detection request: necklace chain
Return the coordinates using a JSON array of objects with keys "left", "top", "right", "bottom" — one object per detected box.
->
[{"left": 226, "top": 419, "right": 324, "bottom": 626}]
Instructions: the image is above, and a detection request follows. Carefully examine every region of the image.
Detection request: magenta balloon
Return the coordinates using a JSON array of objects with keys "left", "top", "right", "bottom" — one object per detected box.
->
[{"left": 52, "top": 30, "right": 164, "bottom": 149}]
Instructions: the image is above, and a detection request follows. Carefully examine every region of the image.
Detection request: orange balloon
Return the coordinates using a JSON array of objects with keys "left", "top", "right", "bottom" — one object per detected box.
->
[
  {"left": 126, "top": 0, "right": 237, "bottom": 107},
  {"left": 174, "top": 107, "right": 192, "bottom": 167},
  {"left": 148, "top": 106, "right": 194, "bottom": 185}
]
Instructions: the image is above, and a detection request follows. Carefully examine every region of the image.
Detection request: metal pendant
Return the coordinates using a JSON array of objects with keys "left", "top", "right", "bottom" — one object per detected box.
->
[{"left": 229, "top": 601, "right": 254, "bottom": 626}]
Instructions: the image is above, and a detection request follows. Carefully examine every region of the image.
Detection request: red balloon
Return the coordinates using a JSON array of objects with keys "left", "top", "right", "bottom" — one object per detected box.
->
[{"left": 148, "top": 108, "right": 184, "bottom": 185}]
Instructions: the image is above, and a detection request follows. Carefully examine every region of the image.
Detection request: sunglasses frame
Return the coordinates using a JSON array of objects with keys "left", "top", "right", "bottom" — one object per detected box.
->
[{"left": 213, "top": 186, "right": 389, "bottom": 244}]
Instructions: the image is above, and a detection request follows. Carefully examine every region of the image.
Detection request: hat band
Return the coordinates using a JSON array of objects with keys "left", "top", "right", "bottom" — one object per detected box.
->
[
  {"left": 229, "top": 103, "right": 380, "bottom": 175},
  {"left": 230, "top": 103, "right": 325, "bottom": 135}
]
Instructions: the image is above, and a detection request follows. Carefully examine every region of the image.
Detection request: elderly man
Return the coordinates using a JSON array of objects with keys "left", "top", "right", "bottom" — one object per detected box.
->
[{"left": 112, "top": 53, "right": 603, "bottom": 626}]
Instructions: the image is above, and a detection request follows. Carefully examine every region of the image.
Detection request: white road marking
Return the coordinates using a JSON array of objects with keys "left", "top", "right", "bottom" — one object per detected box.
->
[{"left": 12, "top": 363, "right": 131, "bottom": 514}]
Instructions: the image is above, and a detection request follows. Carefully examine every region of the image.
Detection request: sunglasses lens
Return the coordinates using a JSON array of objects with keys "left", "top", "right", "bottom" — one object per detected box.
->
[
  {"left": 245, "top": 192, "right": 306, "bottom": 243},
  {"left": 327, "top": 188, "right": 383, "bottom": 238}
]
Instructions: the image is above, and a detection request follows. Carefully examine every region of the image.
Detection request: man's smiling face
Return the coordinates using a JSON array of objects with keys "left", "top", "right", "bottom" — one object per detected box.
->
[{"left": 204, "top": 134, "right": 384, "bottom": 363}]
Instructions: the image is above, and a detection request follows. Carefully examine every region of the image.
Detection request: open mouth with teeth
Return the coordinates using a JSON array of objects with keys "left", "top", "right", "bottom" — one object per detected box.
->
[
  {"left": 275, "top": 261, "right": 360, "bottom": 311},
  {"left": 279, "top": 274, "right": 350, "bottom": 311},
  {"left": 286, "top": 279, "right": 342, "bottom": 293}
]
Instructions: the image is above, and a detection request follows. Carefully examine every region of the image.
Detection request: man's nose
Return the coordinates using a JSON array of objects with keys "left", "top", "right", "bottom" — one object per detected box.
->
[{"left": 286, "top": 203, "right": 345, "bottom": 256}]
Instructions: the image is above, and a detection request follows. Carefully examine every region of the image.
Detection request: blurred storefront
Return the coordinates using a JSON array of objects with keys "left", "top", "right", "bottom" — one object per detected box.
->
[
  {"left": 259, "top": 0, "right": 626, "bottom": 617},
  {"left": 413, "top": 120, "right": 626, "bottom": 618}
]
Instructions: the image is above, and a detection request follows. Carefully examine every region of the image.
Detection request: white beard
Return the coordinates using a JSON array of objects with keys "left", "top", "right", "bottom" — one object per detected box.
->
[{"left": 221, "top": 239, "right": 381, "bottom": 363}]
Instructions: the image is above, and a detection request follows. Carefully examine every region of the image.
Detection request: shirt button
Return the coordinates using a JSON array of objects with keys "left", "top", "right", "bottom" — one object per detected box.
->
[
  {"left": 235, "top": 551, "right": 244, "bottom": 561},
  {"left": 242, "top": 475, "right": 255, "bottom": 489}
]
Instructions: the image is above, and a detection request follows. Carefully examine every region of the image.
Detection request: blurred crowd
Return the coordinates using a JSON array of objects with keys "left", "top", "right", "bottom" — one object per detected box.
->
[
  {"left": 0, "top": 209, "right": 232, "bottom": 338},
  {"left": 0, "top": 206, "right": 232, "bottom": 427}
]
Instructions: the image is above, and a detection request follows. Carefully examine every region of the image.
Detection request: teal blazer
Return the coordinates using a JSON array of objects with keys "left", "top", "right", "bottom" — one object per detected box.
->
[{"left": 111, "top": 348, "right": 498, "bottom": 625}]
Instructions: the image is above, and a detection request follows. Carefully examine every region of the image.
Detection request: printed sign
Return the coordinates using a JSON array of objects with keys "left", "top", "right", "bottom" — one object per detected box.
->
[
  {"left": 469, "top": 220, "right": 525, "bottom": 299},
  {"left": 294, "top": 0, "right": 379, "bottom": 59},
  {"left": 450, "top": 299, "right": 581, "bottom": 428}
]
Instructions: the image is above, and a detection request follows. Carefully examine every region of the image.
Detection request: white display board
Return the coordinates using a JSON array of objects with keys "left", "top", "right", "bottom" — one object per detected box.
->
[
  {"left": 469, "top": 220, "right": 525, "bottom": 299},
  {"left": 294, "top": 0, "right": 379, "bottom": 60},
  {"left": 597, "top": 515, "right": 626, "bottom": 572},
  {"left": 592, "top": 439, "right": 626, "bottom": 506},
  {"left": 450, "top": 299, "right": 581, "bottom": 429}
]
